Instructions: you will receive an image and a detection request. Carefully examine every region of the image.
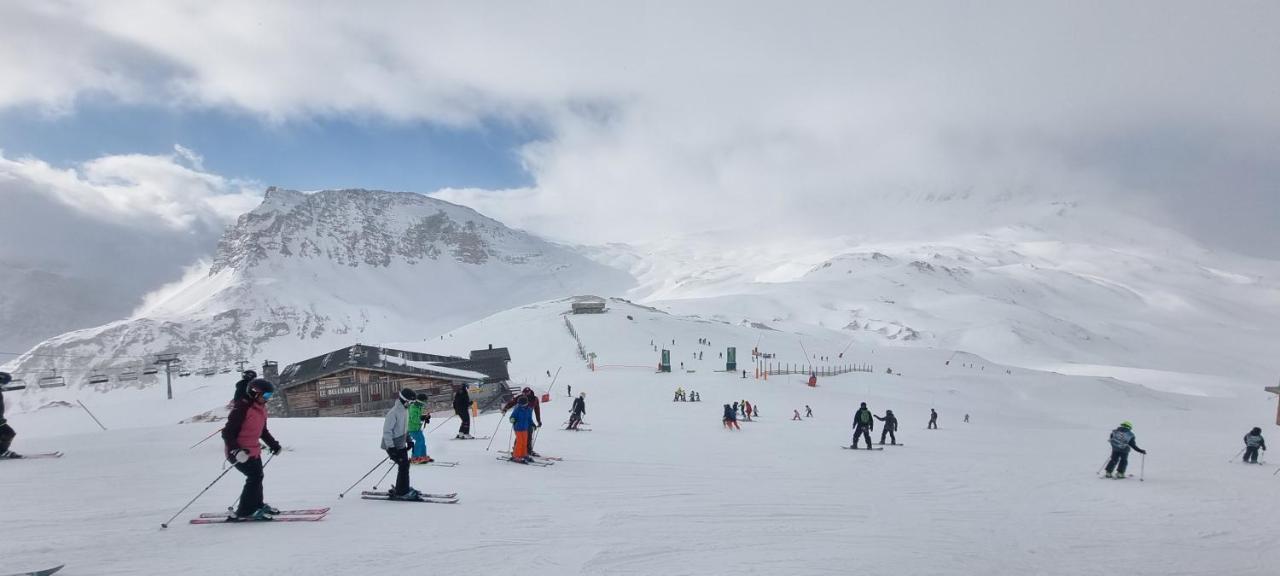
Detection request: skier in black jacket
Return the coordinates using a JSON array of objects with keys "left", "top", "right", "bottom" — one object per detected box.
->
[
  {"left": 1243, "top": 427, "right": 1267, "bottom": 464},
  {"left": 875, "top": 410, "right": 899, "bottom": 445},
  {"left": 850, "top": 402, "right": 874, "bottom": 449},
  {"left": 568, "top": 392, "right": 587, "bottom": 430},
  {"left": 452, "top": 383, "right": 473, "bottom": 439},
  {"left": 232, "top": 370, "right": 258, "bottom": 403},
  {"left": 0, "top": 372, "right": 18, "bottom": 458},
  {"left": 1104, "top": 421, "right": 1147, "bottom": 478}
]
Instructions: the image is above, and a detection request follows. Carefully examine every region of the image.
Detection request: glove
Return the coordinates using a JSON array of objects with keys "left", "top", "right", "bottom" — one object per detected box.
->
[
  {"left": 267, "top": 442, "right": 282, "bottom": 456},
  {"left": 406, "top": 438, "right": 415, "bottom": 450},
  {"left": 229, "top": 449, "right": 250, "bottom": 464}
]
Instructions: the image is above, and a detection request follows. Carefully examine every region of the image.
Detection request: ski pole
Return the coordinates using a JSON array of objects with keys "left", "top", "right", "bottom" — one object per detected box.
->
[
  {"left": 484, "top": 412, "right": 506, "bottom": 451},
  {"left": 1139, "top": 453, "right": 1146, "bottom": 482},
  {"left": 161, "top": 464, "right": 237, "bottom": 528},
  {"left": 188, "top": 427, "right": 224, "bottom": 450},
  {"left": 339, "top": 457, "right": 390, "bottom": 498},
  {"left": 1227, "top": 447, "right": 1245, "bottom": 463},
  {"left": 428, "top": 412, "right": 456, "bottom": 433},
  {"left": 1096, "top": 458, "right": 1110, "bottom": 477},
  {"left": 372, "top": 459, "right": 397, "bottom": 490},
  {"left": 227, "top": 450, "right": 274, "bottom": 512},
  {"left": 77, "top": 399, "right": 108, "bottom": 431}
]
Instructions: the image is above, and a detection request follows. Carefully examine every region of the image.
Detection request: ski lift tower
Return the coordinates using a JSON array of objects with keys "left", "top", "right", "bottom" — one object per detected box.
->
[
  {"left": 1267, "top": 383, "right": 1280, "bottom": 426},
  {"left": 154, "top": 353, "right": 181, "bottom": 400}
]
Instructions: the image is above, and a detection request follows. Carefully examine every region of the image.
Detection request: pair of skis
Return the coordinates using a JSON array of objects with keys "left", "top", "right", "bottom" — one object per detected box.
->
[
  {"left": 411, "top": 460, "right": 459, "bottom": 467},
  {"left": 1, "top": 452, "right": 63, "bottom": 460},
  {"left": 2, "top": 566, "right": 63, "bottom": 576},
  {"left": 190, "top": 507, "right": 330, "bottom": 525},
  {"left": 360, "top": 490, "right": 459, "bottom": 504}
]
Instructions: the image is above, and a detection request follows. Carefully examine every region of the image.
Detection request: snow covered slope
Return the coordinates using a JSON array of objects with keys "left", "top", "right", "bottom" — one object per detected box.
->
[
  {"left": 2, "top": 188, "right": 633, "bottom": 406},
  {"left": 3, "top": 297, "right": 1276, "bottom": 575}
]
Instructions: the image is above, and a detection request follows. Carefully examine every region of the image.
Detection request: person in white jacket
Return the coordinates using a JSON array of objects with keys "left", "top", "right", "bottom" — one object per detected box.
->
[{"left": 382, "top": 388, "right": 419, "bottom": 499}]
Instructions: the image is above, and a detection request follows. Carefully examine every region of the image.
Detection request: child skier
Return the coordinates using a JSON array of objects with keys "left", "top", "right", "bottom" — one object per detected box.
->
[
  {"left": 1244, "top": 427, "right": 1267, "bottom": 464},
  {"left": 875, "top": 409, "right": 899, "bottom": 445},
  {"left": 742, "top": 400, "right": 753, "bottom": 422},
  {"left": 805, "top": 405, "right": 813, "bottom": 418},
  {"left": 792, "top": 409, "right": 802, "bottom": 421},
  {"left": 408, "top": 393, "right": 431, "bottom": 464},
  {"left": 510, "top": 395, "right": 535, "bottom": 462},
  {"left": 502, "top": 388, "right": 543, "bottom": 456},
  {"left": 928, "top": 409, "right": 939, "bottom": 429},
  {"left": 568, "top": 392, "right": 587, "bottom": 430},
  {"left": 0, "top": 372, "right": 18, "bottom": 458},
  {"left": 453, "top": 383, "right": 473, "bottom": 439},
  {"left": 382, "top": 388, "right": 420, "bottom": 499},
  {"left": 221, "top": 378, "right": 283, "bottom": 519},
  {"left": 1104, "top": 421, "right": 1147, "bottom": 478},
  {"left": 723, "top": 404, "right": 740, "bottom": 430},
  {"left": 851, "top": 402, "right": 874, "bottom": 449}
]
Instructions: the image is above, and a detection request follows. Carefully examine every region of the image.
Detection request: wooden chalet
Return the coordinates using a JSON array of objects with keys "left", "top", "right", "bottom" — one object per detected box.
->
[{"left": 275, "top": 344, "right": 512, "bottom": 418}]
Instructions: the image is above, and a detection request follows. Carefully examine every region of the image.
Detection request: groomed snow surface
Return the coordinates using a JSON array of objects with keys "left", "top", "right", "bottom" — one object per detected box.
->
[{"left": 4, "top": 300, "right": 1277, "bottom": 576}]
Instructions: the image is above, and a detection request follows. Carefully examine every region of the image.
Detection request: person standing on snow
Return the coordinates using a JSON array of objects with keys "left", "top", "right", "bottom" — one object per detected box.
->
[
  {"left": 509, "top": 395, "right": 536, "bottom": 462},
  {"left": 568, "top": 392, "right": 587, "bottom": 430},
  {"left": 407, "top": 393, "right": 431, "bottom": 464},
  {"left": 792, "top": 409, "right": 802, "bottom": 421},
  {"left": 851, "top": 402, "right": 874, "bottom": 449},
  {"left": 753, "top": 404, "right": 759, "bottom": 418},
  {"left": 928, "top": 409, "right": 939, "bottom": 429},
  {"left": 1104, "top": 421, "right": 1147, "bottom": 479},
  {"left": 805, "top": 405, "right": 813, "bottom": 418},
  {"left": 221, "top": 378, "right": 283, "bottom": 519},
  {"left": 452, "top": 383, "right": 473, "bottom": 439},
  {"left": 382, "top": 388, "right": 420, "bottom": 499},
  {"left": 0, "top": 372, "right": 20, "bottom": 458},
  {"left": 875, "top": 410, "right": 899, "bottom": 445},
  {"left": 1243, "top": 427, "right": 1267, "bottom": 464},
  {"left": 742, "top": 400, "right": 753, "bottom": 422},
  {"left": 723, "top": 404, "right": 741, "bottom": 430},
  {"left": 232, "top": 370, "right": 257, "bottom": 403},
  {"left": 502, "top": 388, "right": 543, "bottom": 456}
]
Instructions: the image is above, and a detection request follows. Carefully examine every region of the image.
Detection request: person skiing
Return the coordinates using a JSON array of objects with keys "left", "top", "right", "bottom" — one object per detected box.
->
[
  {"left": 732, "top": 401, "right": 740, "bottom": 417},
  {"left": 928, "top": 409, "right": 939, "bottom": 429},
  {"left": 792, "top": 409, "right": 802, "bottom": 421},
  {"left": 875, "top": 410, "right": 899, "bottom": 445},
  {"left": 232, "top": 370, "right": 257, "bottom": 403},
  {"left": 674, "top": 387, "right": 685, "bottom": 402},
  {"left": 407, "top": 393, "right": 431, "bottom": 464},
  {"left": 723, "top": 404, "right": 740, "bottom": 430},
  {"left": 452, "top": 383, "right": 473, "bottom": 439},
  {"left": 509, "top": 395, "right": 535, "bottom": 462},
  {"left": 221, "top": 378, "right": 283, "bottom": 519},
  {"left": 1243, "top": 427, "right": 1267, "bottom": 464},
  {"left": 502, "top": 388, "right": 543, "bottom": 456},
  {"left": 567, "top": 384, "right": 572, "bottom": 397},
  {"left": 851, "top": 402, "right": 874, "bottom": 449},
  {"left": 568, "top": 392, "right": 587, "bottom": 430},
  {"left": 964, "top": 414, "right": 970, "bottom": 423},
  {"left": 742, "top": 400, "right": 753, "bottom": 422},
  {"left": 753, "top": 404, "right": 759, "bottom": 418},
  {"left": 381, "top": 388, "right": 420, "bottom": 499},
  {"left": 0, "top": 372, "right": 19, "bottom": 458},
  {"left": 805, "top": 405, "right": 813, "bottom": 418},
  {"left": 1104, "top": 421, "right": 1147, "bottom": 479}
]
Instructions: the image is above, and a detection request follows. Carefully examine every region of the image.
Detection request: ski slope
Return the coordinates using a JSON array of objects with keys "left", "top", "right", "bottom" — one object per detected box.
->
[{"left": 3, "top": 299, "right": 1277, "bottom": 575}]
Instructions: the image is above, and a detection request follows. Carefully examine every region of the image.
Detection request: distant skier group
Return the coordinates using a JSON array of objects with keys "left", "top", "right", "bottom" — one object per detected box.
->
[{"left": 673, "top": 387, "right": 700, "bottom": 402}]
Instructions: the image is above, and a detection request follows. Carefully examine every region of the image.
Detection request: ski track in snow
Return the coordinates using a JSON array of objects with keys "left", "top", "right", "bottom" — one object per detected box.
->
[{"left": 3, "top": 300, "right": 1277, "bottom": 575}]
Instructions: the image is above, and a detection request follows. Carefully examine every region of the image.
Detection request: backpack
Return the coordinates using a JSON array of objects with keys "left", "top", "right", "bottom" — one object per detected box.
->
[
  {"left": 1245, "top": 434, "right": 1264, "bottom": 447},
  {"left": 1109, "top": 429, "right": 1133, "bottom": 450},
  {"left": 857, "top": 409, "right": 872, "bottom": 425}
]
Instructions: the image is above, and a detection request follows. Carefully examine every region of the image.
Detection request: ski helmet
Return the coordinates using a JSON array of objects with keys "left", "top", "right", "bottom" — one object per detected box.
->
[
  {"left": 399, "top": 388, "right": 417, "bottom": 402},
  {"left": 1120, "top": 421, "right": 1133, "bottom": 429},
  {"left": 516, "top": 395, "right": 529, "bottom": 406},
  {"left": 248, "top": 378, "right": 275, "bottom": 399},
  {"left": 1251, "top": 427, "right": 1262, "bottom": 435},
  {"left": 0, "top": 372, "right": 10, "bottom": 385},
  {"left": 416, "top": 392, "right": 428, "bottom": 402},
  {"left": 241, "top": 370, "right": 258, "bottom": 381}
]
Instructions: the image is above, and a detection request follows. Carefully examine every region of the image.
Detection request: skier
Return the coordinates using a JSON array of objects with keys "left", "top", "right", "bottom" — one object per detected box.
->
[
  {"left": 964, "top": 414, "right": 970, "bottom": 423},
  {"left": 723, "top": 404, "right": 740, "bottom": 430},
  {"left": 1243, "top": 427, "right": 1267, "bottom": 464},
  {"left": 509, "top": 395, "right": 535, "bottom": 462},
  {"left": 0, "top": 372, "right": 18, "bottom": 458},
  {"left": 221, "top": 378, "right": 283, "bottom": 519},
  {"left": 407, "top": 393, "right": 431, "bottom": 464},
  {"left": 875, "top": 409, "right": 899, "bottom": 445},
  {"left": 753, "top": 404, "right": 759, "bottom": 418},
  {"left": 805, "top": 405, "right": 813, "bottom": 418},
  {"left": 674, "top": 387, "right": 685, "bottom": 402},
  {"left": 232, "top": 370, "right": 257, "bottom": 403},
  {"left": 733, "top": 401, "right": 740, "bottom": 416},
  {"left": 568, "top": 392, "right": 587, "bottom": 430},
  {"left": 928, "top": 409, "right": 939, "bottom": 429},
  {"left": 792, "top": 409, "right": 802, "bottom": 421},
  {"left": 381, "top": 388, "right": 421, "bottom": 499},
  {"left": 453, "top": 383, "right": 473, "bottom": 439},
  {"left": 502, "top": 388, "right": 543, "bottom": 457},
  {"left": 742, "top": 400, "right": 753, "bottom": 422},
  {"left": 850, "top": 402, "right": 874, "bottom": 449},
  {"left": 568, "top": 384, "right": 572, "bottom": 397},
  {"left": 1104, "top": 421, "right": 1147, "bottom": 479}
]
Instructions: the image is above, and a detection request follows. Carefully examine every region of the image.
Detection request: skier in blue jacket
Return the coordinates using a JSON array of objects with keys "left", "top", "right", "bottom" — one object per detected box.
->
[{"left": 1104, "top": 421, "right": 1147, "bottom": 479}]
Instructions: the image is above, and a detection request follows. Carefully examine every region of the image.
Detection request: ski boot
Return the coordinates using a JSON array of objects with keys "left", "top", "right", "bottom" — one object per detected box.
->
[
  {"left": 259, "top": 503, "right": 281, "bottom": 515},
  {"left": 1104, "top": 472, "right": 1113, "bottom": 478},
  {"left": 529, "top": 450, "right": 541, "bottom": 458},
  {"left": 1113, "top": 472, "right": 1126, "bottom": 479},
  {"left": 0, "top": 450, "right": 22, "bottom": 459},
  {"left": 232, "top": 508, "right": 274, "bottom": 521},
  {"left": 388, "top": 488, "right": 421, "bottom": 501}
]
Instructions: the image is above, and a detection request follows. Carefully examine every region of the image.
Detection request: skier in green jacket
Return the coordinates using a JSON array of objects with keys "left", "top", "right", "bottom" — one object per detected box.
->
[{"left": 408, "top": 393, "right": 431, "bottom": 464}]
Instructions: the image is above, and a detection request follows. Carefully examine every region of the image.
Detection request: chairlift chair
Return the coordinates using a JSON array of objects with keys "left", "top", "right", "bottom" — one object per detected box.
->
[
  {"left": 143, "top": 367, "right": 159, "bottom": 376},
  {"left": 119, "top": 371, "right": 139, "bottom": 382},
  {"left": 39, "top": 375, "right": 67, "bottom": 388},
  {"left": 87, "top": 373, "right": 110, "bottom": 385}
]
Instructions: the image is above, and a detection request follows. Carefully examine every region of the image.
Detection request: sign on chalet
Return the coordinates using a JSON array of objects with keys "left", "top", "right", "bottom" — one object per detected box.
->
[{"left": 275, "top": 344, "right": 512, "bottom": 418}]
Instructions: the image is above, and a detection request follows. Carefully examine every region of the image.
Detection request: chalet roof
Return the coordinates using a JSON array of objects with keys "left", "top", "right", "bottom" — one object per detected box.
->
[
  {"left": 469, "top": 346, "right": 511, "bottom": 362},
  {"left": 278, "top": 344, "right": 507, "bottom": 390}
]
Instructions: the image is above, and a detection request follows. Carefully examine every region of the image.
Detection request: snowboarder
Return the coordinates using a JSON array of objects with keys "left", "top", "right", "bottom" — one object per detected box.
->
[
  {"left": 502, "top": 388, "right": 543, "bottom": 456},
  {"left": 232, "top": 370, "right": 257, "bottom": 403},
  {"left": 408, "top": 393, "right": 431, "bottom": 464},
  {"left": 509, "top": 395, "right": 535, "bottom": 462},
  {"left": 851, "top": 402, "right": 874, "bottom": 449},
  {"left": 568, "top": 392, "right": 587, "bottom": 430},
  {"left": 453, "top": 383, "right": 473, "bottom": 439},
  {"left": 222, "top": 378, "right": 283, "bottom": 519},
  {"left": 1104, "top": 421, "right": 1147, "bottom": 479},
  {"left": 1244, "top": 427, "right": 1267, "bottom": 464},
  {"left": 928, "top": 409, "right": 939, "bottom": 429},
  {"left": 381, "top": 388, "right": 420, "bottom": 499},
  {"left": 723, "top": 404, "right": 740, "bottom": 430},
  {"left": 792, "top": 409, "right": 802, "bottom": 421},
  {"left": 0, "top": 372, "right": 18, "bottom": 458},
  {"left": 875, "top": 410, "right": 899, "bottom": 445},
  {"left": 805, "top": 405, "right": 813, "bottom": 418}
]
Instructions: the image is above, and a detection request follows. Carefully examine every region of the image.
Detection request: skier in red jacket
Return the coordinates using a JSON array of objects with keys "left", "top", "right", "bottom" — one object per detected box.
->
[{"left": 221, "top": 379, "right": 282, "bottom": 520}]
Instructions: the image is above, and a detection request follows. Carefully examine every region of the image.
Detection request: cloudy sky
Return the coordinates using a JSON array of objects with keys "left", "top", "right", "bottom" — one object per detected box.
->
[{"left": 1, "top": 0, "right": 1278, "bottom": 256}]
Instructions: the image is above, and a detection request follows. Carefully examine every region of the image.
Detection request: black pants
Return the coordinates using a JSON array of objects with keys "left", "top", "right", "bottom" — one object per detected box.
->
[
  {"left": 568, "top": 412, "right": 583, "bottom": 429},
  {"left": 528, "top": 426, "right": 538, "bottom": 453},
  {"left": 387, "top": 448, "right": 411, "bottom": 494},
  {"left": 1105, "top": 448, "right": 1130, "bottom": 474},
  {"left": 928, "top": 419, "right": 937, "bottom": 429},
  {"left": 852, "top": 426, "right": 872, "bottom": 448},
  {"left": 233, "top": 456, "right": 265, "bottom": 516},
  {"left": 1244, "top": 446, "right": 1261, "bottom": 463},
  {"left": 880, "top": 428, "right": 896, "bottom": 445},
  {"left": 457, "top": 410, "right": 471, "bottom": 435},
  {"left": 0, "top": 423, "right": 15, "bottom": 454}
]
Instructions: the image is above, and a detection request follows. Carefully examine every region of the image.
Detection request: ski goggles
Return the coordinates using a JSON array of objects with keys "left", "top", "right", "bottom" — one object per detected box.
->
[{"left": 262, "top": 391, "right": 274, "bottom": 400}]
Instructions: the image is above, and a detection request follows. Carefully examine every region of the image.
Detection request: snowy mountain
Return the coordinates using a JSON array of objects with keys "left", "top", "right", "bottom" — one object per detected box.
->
[{"left": 1, "top": 188, "right": 633, "bottom": 399}]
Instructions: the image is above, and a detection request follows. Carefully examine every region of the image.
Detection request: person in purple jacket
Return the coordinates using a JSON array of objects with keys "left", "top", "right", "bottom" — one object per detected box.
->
[{"left": 222, "top": 378, "right": 282, "bottom": 520}]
